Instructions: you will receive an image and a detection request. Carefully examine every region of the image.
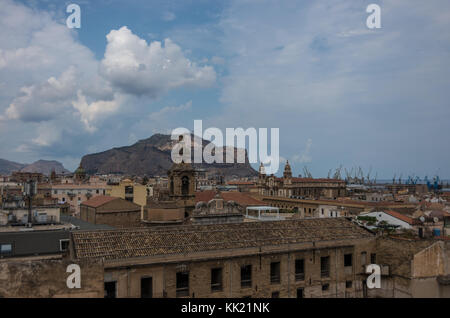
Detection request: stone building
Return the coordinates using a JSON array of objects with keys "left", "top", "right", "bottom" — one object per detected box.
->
[
  {"left": 69, "top": 218, "right": 376, "bottom": 298},
  {"left": 257, "top": 161, "right": 346, "bottom": 199},
  {"left": 367, "top": 237, "right": 450, "bottom": 298},
  {"left": 143, "top": 162, "right": 196, "bottom": 225},
  {"left": 191, "top": 192, "right": 244, "bottom": 224},
  {"left": 80, "top": 196, "right": 141, "bottom": 228}
]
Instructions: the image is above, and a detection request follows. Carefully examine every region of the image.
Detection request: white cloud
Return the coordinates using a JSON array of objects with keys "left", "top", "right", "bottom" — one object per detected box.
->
[
  {"left": 100, "top": 26, "right": 216, "bottom": 97},
  {"left": 0, "top": 0, "right": 215, "bottom": 160},
  {"left": 32, "top": 122, "right": 62, "bottom": 147},
  {"left": 148, "top": 100, "right": 192, "bottom": 121},
  {"left": 72, "top": 90, "right": 123, "bottom": 133},
  {"left": 6, "top": 66, "right": 77, "bottom": 121}
]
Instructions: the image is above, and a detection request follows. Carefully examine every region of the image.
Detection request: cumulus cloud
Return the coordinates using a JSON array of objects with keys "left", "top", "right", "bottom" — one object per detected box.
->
[
  {"left": 0, "top": 0, "right": 216, "bottom": 165},
  {"left": 72, "top": 91, "right": 123, "bottom": 133},
  {"left": 6, "top": 66, "right": 77, "bottom": 121},
  {"left": 148, "top": 100, "right": 192, "bottom": 121},
  {"left": 100, "top": 26, "right": 216, "bottom": 97}
]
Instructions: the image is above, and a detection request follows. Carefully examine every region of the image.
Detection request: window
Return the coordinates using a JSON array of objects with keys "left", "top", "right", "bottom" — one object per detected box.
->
[
  {"left": 320, "top": 256, "right": 330, "bottom": 278},
  {"left": 140, "top": 277, "right": 152, "bottom": 298},
  {"left": 370, "top": 253, "right": 376, "bottom": 264},
  {"left": 271, "top": 291, "right": 280, "bottom": 298},
  {"left": 211, "top": 268, "right": 223, "bottom": 292},
  {"left": 181, "top": 176, "right": 190, "bottom": 195},
  {"left": 241, "top": 265, "right": 252, "bottom": 288},
  {"left": 322, "top": 283, "right": 329, "bottom": 291},
  {"left": 125, "top": 186, "right": 134, "bottom": 194},
  {"left": 104, "top": 281, "right": 116, "bottom": 298},
  {"left": 270, "top": 262, "right": 280, "bottom": 284},
  {"left": 96, "top": 189, "right": 99, "bottom": 194},
  {"left": 176, "top": 272, "right": 189, "bottom": 297},
  {"left": 295, "top": 259, "right": 305, "bottom": 281},
  {"left": 346, "top": 281, "right": 352, "bottom": 289},
  {"left": 297, "top": 288, "right": 304, "bottom": 299},
  {"left": 361, "top": 252, "right": 367, "bottom": 266},
  {"left": 0, "top": 244, "right": 12, "bottom": 256},
  {"left": 344, "top": 254, "right": 353, "bottom": 267},
  {"left": 59, "top": 239, "right": 70, "bottom": 252}
]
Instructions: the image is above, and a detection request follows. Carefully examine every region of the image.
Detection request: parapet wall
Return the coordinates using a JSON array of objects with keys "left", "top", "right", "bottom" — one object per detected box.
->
[{"left": 0, "top": 258, "right": 104, "bottom": 298}]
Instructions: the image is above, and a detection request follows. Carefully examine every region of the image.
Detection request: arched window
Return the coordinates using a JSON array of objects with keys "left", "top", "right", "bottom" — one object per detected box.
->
[
  {"left": 181, "top": 176, "right": 189, "bottom": 195},
  {"left": 170, "top": 178, "right": 174, "bottom": 194}
]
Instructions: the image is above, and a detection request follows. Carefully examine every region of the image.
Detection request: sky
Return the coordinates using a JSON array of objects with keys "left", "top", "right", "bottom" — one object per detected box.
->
[{"left": 0, "top": 0, "right": 449, "bottom": 179}]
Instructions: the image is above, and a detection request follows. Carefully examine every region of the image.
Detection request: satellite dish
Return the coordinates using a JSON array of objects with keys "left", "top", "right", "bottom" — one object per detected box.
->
[
  {"left": 419, "top": 216, "right": 425, "bottom": 222},
  {"left": 433, "top": 217, "right": 439, "bottom": 223}
]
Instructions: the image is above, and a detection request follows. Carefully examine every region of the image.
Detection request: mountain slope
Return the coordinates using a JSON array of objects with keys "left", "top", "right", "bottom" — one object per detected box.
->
[
  {"left": 20, "top": 160, "right": 70, "bottom": 175},
  {"left": 80, "top": 134, "right": 258, "bottom": 177},
  {"left": 0, "top": 159, "right": 26, "bottom": 175}
]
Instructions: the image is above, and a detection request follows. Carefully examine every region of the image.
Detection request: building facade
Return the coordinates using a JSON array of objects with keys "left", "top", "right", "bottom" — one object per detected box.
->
[
  {"left": 70, "top": 218, "right": 376, "bottom": 298},
  {"left": 257, "top": 162, "right": 347, "bottom": 199}
]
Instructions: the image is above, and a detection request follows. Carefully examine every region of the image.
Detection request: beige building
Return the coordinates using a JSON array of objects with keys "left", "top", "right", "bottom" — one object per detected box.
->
[
  {"left": 107, "top": 178, "right": 150, "bottom": 218},
  {"left": 257, "top": 161, "right": 347, "bottom": 199},
  {"left": 69, "top": 218, "right": 376, "bottom": 298},
  {"left": 39, "top": 183, "right": 108, "bottom": 215}
]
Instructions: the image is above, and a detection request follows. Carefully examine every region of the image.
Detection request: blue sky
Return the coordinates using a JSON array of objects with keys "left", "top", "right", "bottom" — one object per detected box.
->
[{"left": 0, "top": 0, "right": 449, "bottom": 179}]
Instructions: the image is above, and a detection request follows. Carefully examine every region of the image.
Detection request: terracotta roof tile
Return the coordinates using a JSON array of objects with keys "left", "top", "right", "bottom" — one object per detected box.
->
[
  {"left": 81, "top": 195, "right": 118, "bottom": 208},
  {"left": 384, "top": 210, "right": 414, "bottom": 225},
  {"left": 195, "top": 191, "right": 264, "bottom": 207},
  {"left": 71, "top": 218, "right": 373, "bottom": 261}
]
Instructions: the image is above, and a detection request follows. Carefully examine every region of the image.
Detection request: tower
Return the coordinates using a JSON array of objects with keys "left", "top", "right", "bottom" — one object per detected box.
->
[
  {"left": 168, "top": 161, "right": 196, "bottom": 200},
  {"left": 283, "top": 160, "right": 292, "bottom": 179},
  {"left": 74, "top": 164, "right": 86, "bottom": 183},
  {"left": 258, "top": 162, "right": 266, "bottom": 176}
]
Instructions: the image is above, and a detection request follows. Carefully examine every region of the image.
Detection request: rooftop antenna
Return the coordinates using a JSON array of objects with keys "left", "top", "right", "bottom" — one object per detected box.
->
[{"left": 23, "top": 179, "right": 37, "bottom": 227}]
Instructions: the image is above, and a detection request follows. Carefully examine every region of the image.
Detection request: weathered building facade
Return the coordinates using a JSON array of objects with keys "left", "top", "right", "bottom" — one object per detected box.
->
[{"left": 70, "top": 218, "right": 376, "bottom": 298}]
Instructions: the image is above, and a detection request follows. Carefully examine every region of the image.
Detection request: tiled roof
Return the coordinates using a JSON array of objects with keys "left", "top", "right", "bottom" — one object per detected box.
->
[
  {"left": 71, "top": 218, "right": 373, "bottom": 261},
  {"left": 80, "top": 195, "right": 118, "bottom": 208},
  {"left": 195, "top": 190, "right": 216, "bottom": 203},
  {"left": 195, "top": 191, "right": 264, "bottom": 207},
  {"left": 384, "top": 210, "right": 414, "bottom": 225},
  {"left": 221, "top": 192, "right": 264, "bottom": 207}
]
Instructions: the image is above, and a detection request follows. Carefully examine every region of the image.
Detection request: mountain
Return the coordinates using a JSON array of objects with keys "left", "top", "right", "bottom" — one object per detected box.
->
[
  {"left": 80, "top": 134, "right": 258, "bottom": 177},
  {"left": 0, "top": 159, "right": 26, "bottom": 175},
  {"left": 20, "top": 160, "right": 70, "bottom": 175},
  {"left": 0, "top": 159, "right": 69, "bottom": 176}
]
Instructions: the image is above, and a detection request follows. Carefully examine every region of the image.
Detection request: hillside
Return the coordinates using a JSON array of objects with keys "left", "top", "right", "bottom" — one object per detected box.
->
[{"left": 80, "top": 134, "right": 258, "bottom": 177}]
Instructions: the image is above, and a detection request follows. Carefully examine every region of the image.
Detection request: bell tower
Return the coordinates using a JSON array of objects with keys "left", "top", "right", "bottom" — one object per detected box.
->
[
  {"left": 168, "top": 161, "right": 196, "bottom": 200},
  {"left": 283, "top": 160, "right": 292, "bottom": 179}
]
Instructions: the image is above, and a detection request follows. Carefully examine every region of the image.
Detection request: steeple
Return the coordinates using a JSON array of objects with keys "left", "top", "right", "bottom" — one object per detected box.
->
[
  {"left": 258, "top": 162, "right": 266, "bottom": 175},
  {"left": 283, "top": 160, "right": 292, "bottom": 179}
]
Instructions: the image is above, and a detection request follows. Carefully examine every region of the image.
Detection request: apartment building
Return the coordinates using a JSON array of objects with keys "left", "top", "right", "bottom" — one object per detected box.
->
[{"left": 70, "top": 218, "right": 376, "bottom": 298}]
